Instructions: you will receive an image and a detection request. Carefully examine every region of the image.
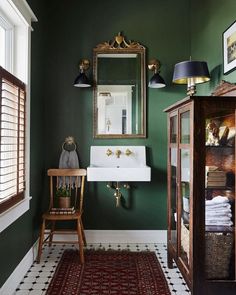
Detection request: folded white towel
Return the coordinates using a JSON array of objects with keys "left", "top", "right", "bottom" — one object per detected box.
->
[
  {"left": 206, "top": 205, "right": 231, "bottom": 212},
  {"left": 206, "top": 211, "right": 232, "bottom": 218},
  {"left": 206, "top": 216, "right": 231, "bottom": 221},
  {"left": 59, "top": 150, "right": 80, "bottom": 187},
  {"left": 205, "top": 203, "right": 231, "bottom": 210},
  {"left": 205, "top": 196, "right": 229, "bottom": 206},
  {"left": 205, "top": 220, "right": 233, "bottom": 226}
]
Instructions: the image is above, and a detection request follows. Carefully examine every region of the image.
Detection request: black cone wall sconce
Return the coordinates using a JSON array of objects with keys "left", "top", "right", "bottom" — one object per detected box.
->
[
  {"left": 148, "top": 59, "right": 166, "bottom": 88},
  {"left": 74, "top": 59, "right": 92, "bottom": 87}
]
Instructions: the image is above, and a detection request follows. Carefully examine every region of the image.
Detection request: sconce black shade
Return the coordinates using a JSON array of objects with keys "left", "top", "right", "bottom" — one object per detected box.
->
[
  {"left": 148, "top": 59, "right": 166, "bottom": 89},
  {"left": 173, "top": 61, "right": 210, "bottom": 85},
  {"left": 149, "top": 73, "right": 166, "bottom": 88},
  {"left": 74, "top": 72, "right": 91, "bottom": 88}
]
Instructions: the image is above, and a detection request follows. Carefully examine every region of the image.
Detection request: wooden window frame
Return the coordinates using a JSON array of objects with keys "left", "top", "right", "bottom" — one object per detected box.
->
[{"left": 0, "top": 66, "right": 26, "bottom": 214}]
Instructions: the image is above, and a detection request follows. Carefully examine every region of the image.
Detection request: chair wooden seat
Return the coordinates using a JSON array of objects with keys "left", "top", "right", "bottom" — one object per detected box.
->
[
  {"left": 37, "top": 168, "right": 87, "bottom": 264},
  {"left": 42, "top": 211, "right": 82, "bottom": 220}
]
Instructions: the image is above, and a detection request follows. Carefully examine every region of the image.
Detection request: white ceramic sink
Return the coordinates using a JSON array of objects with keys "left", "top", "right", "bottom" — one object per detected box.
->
[{"left": 87, "top": 146, "right": 151, "bottom": 182}]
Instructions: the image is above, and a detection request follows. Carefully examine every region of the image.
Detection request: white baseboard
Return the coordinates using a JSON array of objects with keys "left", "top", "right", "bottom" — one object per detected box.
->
[
  {"left": 0, "top": 230, "right": 167, "bottom": 295},
  {"left": 0, "top": 240, "right": 38, "bottom": 295},
  {"left": 85, "top": 230, "right": 167, "bottom": 244},
  {"left": 46, "top": 230, "right": 167, "bottom": 244}
]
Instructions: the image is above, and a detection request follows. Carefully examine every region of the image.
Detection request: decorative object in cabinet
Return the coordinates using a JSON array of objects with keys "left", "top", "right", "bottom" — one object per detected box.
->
[{"left": 164, "top": 90, "right": 236, "bottom": 295}]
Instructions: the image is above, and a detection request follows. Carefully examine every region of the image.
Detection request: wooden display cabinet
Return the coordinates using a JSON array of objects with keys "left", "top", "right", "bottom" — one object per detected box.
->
[{"left": 164, "top": 96, "right": 236, "bottom": 295}]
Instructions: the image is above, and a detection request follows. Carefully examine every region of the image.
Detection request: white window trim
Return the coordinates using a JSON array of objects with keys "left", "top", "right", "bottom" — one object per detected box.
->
[
  {"left": 10, "top": 0, "right": 37, "bottom": 28},
  {"left": 0, "top": 0, "right": 37, "bottom": 233},
  {"left": 0, "top": 197, "right": 31, "bottom": 233}
]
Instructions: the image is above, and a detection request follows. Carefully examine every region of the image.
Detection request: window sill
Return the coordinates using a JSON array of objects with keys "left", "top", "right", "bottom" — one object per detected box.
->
[{"left": 0, "top": 196, "right": 31, "bottom": 233}]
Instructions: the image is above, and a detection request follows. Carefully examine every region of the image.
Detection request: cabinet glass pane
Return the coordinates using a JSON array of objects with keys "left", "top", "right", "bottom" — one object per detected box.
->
[
  {"left": 170, "top": 116, "right": 177, "bottom": 143},
  {"left": 170, "top": 148, "right": 177, "bottom": 246},
  {"left": 181, "top": 111, "right": 190, "bottom": 144},
  {"left": 205, "top": 112, "right": 235, "bottom": 281},
  {"left": 180, "top": 148, "right": 190, "bottom": 266}
]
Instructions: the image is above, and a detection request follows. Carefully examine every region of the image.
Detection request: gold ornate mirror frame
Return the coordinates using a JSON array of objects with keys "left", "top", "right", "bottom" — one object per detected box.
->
[{"left": 93, "top": 33, "right": 146, "bottom": 138}]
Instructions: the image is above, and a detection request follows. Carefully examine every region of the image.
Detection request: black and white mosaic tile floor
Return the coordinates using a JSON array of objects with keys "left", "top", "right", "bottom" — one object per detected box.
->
[{"left": 14, "top": 243, "right": 190, "bottom": 295}]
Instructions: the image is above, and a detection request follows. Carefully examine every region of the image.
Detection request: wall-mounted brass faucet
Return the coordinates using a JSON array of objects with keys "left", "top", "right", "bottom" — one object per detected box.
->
[
  {"left": 106, "top": 148, "right": 113, "bottom": 156},
  {"left": 106, "top": 148, "right": 132, "bottom": 158},
  {"left": 115, "top": 149, "right": 121, "bottom": 158}
]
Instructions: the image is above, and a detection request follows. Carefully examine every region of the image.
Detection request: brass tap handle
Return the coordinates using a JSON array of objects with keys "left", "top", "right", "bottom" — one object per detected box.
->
[
  {"left": 106, "top": 149, "right": 113, "bottom": 156},
  {"left": 125, "top": 149, "right": 132, "bottom": 156},
  {"left": 115, "top": 149, "right": 121, "bottom": 158}
]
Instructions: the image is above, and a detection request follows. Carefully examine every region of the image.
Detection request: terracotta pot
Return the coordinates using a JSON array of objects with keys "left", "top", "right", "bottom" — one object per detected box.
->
[{"left": 59, "top": 197, "right": 71, "bottom": 208}]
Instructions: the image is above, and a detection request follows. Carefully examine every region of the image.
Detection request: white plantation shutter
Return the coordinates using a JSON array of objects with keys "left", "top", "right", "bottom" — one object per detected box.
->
[{"left": 0, "top": 66, "right": 26, "bottom": 213}]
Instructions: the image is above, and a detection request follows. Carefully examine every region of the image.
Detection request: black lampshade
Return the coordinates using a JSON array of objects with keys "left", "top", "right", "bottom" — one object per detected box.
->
[
  {"left": 173, "top": 61, "right": 210, "bottom": 85},
  {"left": 74, "top": 72, "right": 91, "bottom": 88},
  {"left": 148, "top": 73, "right": 166, "bottom": 88}
]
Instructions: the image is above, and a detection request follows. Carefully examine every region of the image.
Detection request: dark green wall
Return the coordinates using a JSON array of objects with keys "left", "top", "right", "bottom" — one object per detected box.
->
[
  {"left": 41, "top": 0, "right": 190, "bottom": 230},
  {"left": 2, "top": 0, "right": 236, "bottom": 288}
]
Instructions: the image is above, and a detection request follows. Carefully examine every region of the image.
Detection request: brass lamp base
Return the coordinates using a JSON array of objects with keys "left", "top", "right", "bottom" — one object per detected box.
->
[{"left": 187, "top": 85, "right": 196, "bottom": 96}]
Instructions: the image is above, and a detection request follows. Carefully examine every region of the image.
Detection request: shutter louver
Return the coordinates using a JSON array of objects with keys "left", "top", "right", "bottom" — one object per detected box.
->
[{"left": 0, "top": 67, "right": 26, "bottom": 213}]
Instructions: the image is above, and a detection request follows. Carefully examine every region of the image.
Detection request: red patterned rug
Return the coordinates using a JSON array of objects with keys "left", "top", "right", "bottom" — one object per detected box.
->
[{"left": 46, "top": 249, "right": 171, "bottom": 295}]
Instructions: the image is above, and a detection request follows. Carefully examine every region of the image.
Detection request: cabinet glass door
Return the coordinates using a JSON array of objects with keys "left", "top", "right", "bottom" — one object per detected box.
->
[
  {"left": 171, "top": 115, "right": 177, "bottom": 143},
  {"left": 170, "top": 115, "right": 177, "bottom": 247},
  {"left": 180, "top": 148, "right": 190, "bottom": 266},
  {"left": 180, "top": 110, "right": 191, "bottom": 267},
  {"left": 170, "top": 147, "right": 177, "bottom": 246},
  {"left": 204, "top": 110, "right": 235, "bottom": 281},
  {"left": 181, "top": 111, "right": 190, "bottom": 144}
]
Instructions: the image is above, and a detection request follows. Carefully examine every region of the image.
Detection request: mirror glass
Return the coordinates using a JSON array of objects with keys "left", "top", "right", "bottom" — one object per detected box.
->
[{"left": 93, "top": 34, "right": 146, "bottom": 138}]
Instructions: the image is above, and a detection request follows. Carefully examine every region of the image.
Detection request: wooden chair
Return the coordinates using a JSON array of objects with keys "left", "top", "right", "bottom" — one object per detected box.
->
[{"left": 37, "top": 168, "right": 87, "bottom": 263}]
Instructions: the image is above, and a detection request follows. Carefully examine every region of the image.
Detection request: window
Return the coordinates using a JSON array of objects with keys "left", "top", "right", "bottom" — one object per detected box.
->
[
  {"left": 0, "top": 67, "right": 26, "bottom": 214},
  {"left": 0, "top": 13, "right": 13, "bottom": 71},
  {"left": 0, "top": 0, "right": 37, "bottom": 232},
  {"left": 0, "top": 26, "right": 6, "bottom": 67}
]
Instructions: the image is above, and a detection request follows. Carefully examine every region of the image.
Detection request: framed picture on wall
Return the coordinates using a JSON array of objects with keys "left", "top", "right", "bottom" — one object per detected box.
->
[{"left": 223, "top": 20, "right": 236, "bottom": 74}]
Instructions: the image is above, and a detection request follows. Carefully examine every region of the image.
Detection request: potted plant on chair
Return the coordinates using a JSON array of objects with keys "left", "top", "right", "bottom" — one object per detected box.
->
[{"left": 56, "top": 186, "right": 71, "bottom": 208}]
